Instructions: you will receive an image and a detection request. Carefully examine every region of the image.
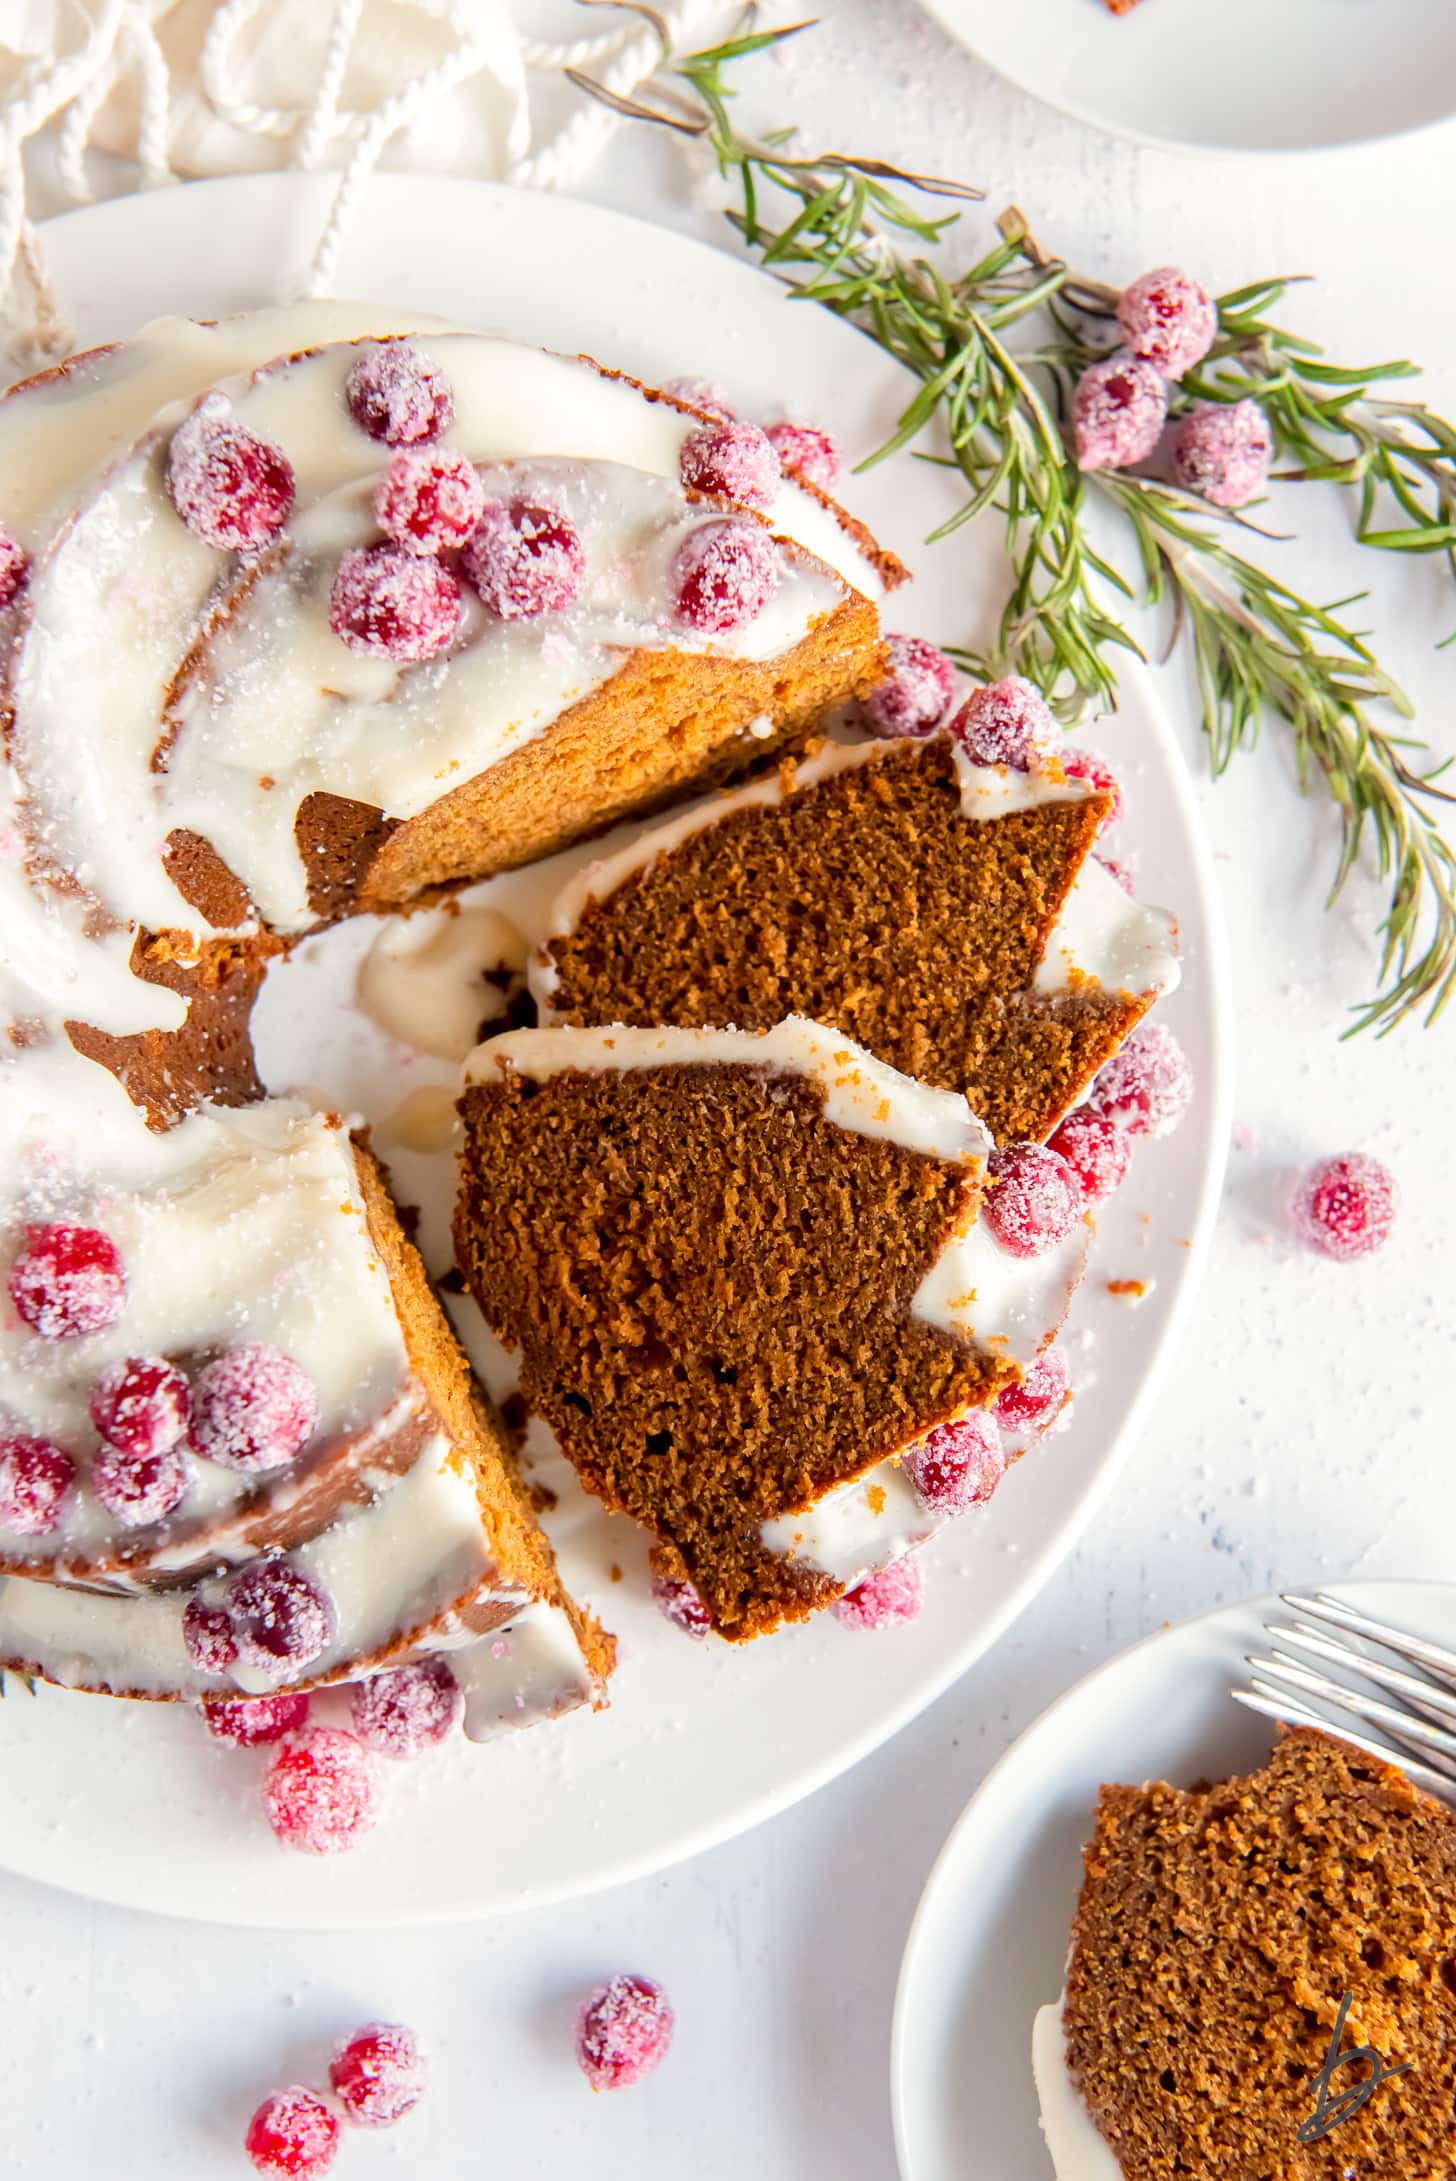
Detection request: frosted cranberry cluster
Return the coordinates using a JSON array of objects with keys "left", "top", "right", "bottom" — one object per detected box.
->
[{"left": 245, "top": 2021, "right": 428, "bottom": 2177}]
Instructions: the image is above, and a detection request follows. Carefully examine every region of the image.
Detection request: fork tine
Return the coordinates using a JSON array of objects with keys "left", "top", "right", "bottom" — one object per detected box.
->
[
  {"left": 1280, "top": 1592, "right": 1456, "bottom": 1691},
  {"left": 1230, "top": 1687, "right": 1456, "bottom": 1797},
  {"left": 1267, "top": 1624, "right": 1456, "bottom": 1725},
  {"left": 1246, "top": 1662, "right": 1456, "bottom": 1780}
]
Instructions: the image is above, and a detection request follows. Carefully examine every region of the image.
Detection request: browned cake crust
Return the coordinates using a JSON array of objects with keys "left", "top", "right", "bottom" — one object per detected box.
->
[
  {"left": 453, "top": 1059, "right": 1015, "bottom": 1640},
  {"left": 1063, "top": 1728, "right": 1456, "bottom": 2181},
  {"left": 542, "top": 737, "right": 1142, "bottom": 1144},
  {"left": 65, "top": 928, "right": 278, "bottom": 1129}
]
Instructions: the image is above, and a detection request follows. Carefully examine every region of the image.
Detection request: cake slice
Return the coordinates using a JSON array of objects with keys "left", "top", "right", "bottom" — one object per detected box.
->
[
  {"left": 453, "top": 1019, "right": 1087, "bottom": 1639},
  {"left": 532, "top": 737, "right": 1179, "bottom": 1144},
  {"left": 1037, "top": 1729, "right": 1456, "bottom": 2180}
]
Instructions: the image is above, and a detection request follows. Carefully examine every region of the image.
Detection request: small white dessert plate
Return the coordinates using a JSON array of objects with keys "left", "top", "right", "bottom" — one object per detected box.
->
[
  {"left": 0, "top": 172, "right": 1229, "bottom": 1929},
  {"left": 918, "top": 0, "right": 1456, "bottom": 155},
  {"left": 891, "top": 1577, "right": 1456, "bottom": 2181}
]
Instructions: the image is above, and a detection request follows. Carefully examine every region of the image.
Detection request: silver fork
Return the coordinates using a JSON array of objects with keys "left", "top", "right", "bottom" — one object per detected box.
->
[{"left": 1233, "top": 1590, "right": 1456, "bottom": 1803}]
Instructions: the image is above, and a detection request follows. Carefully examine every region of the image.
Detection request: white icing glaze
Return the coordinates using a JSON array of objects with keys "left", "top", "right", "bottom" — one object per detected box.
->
[
  {"left": 358, "top": 903, "right": 525, "bottom": 1060},
  {"left": 912, "top": 1198, "right": 1088, "bottom": 1356},
  {"left": 1033, "top": 858, "right": 1180, "bottom": 1001},
  {"left": 758, "top": 1456, "right": 935, "bottom": 1584},
  {"left": 1032, "top": 1996, "right": 1126, "bottom": 2181},
  {"left": 451, "top": 1597, "right": 601, "bottom": 1741}
]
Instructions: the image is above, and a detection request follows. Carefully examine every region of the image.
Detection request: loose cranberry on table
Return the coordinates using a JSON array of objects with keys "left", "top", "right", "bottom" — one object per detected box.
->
[
  {"left": 88, "top": 1354, "right": 190, "bottom": 1458},
  {"left": 678, "top": 418, "right": 781, "bottom": 509},
  {"left": 0, "top": 1434, "right": 76, "bottom": 1537},
  {"left": 1048, "top": 1106, "right": 1132, "bottom": 1203},
  {"left": 1072, "top": 353, "right": 1168, "bottom": 473},
  {"left": 1293, "top": 1152, "right": 1396, "bottom": 1263},
  {"left": 374, "top": 448, "right": 485, "bottom": 555},
  {"left": 995, "top": 1346, "right": 1071, "bottom": 1436},
  {"left": 261, "top": 1727, "right": 378, "bottom": 1856},
  {"left": 649, "top": 1566, "right": 712, "bottom": 1639},
  {"left": 861, "top": 632, "right": 956, "bottom": 739},
  {"left": 764, "top": 419, "right": 840, "bottom": 491},
  {"left": 833, "top": 1555, "right": 924, "bottom": 1631},
  {"left": 8, "top": 1221, "right": 126, "bottom": 1340},
  {"left": 1116, "top": 267, "right": 1218, "bottom": 380},
  {"left": 576, "top": 1974, "right": 675, "bottom": 2091},
  {"left": 982, "top": 1143, "right": 1082, "bottom": 1258},
  {"left": 345, "top": 342, "right": 454, "bottom": 446},
  {"left": 329, "top": 2021, "right": 428, "bottom": 2126},
  {"left": 0, "top": 522, "right": 28, "bottom": 608},
  {"left": 244, "top": 2087, "right": 340, "bottom": 2180},
  {"left": 228, "top": 1559, "right": 334, "bottom": 1675},
  {"left": 190, "top": 1344, "right": 318, "bottom": 1474},
  {"left": 462, "top": 497, "right": 586, "bottom": 619},
  {"left": 350, "top": 1657, "right": 462, "bottom": 1758},
  {"left": 1089, "top": 1023, "right": 1193, "bottom": 1139},
  {"left": 1170, "top": 398, "right": 1273, "bottom": 509},
  {"left": 672, "top": 518, "right": 779, "bottom": 633},
  {"left": 91, "top": 1439, "right": 190, "bottom": 1529},
  {"left": 329, "top": 542, "right": 462, "bottom": 662},
  {"left": 167, "top": 403, "right": 295, "bottom": 552},
  {"left": 1059, "top": 747, "right": 1124, "bottom": 831},
  {"left": 902, "top": 1411, "right": 1005, "bottom": 1516},
  {"left": 951, "top": 674, "right": 1054, "bottom": 770},
  {"left": 202, "top": 1691, "right": 310, "bottom": 1748}
]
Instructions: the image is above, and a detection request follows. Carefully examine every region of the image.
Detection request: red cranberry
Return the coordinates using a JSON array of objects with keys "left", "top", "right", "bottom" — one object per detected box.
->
[
  {"left": 228, "top": 1559, "right": 333, "bottom": 1674},
  {"left": 461, "top": 497, "right": 585, "bottom": 619},
  {"left": 202, "top": 1690, "right": 310, "bottom": 1747},
  {"left": 191, "top": 1345, "right": 318, "bottom": 1474},
  {"left": 1059, "top": 746, "right": 1124, "bottom": 831},
  {"left": 329, "top": 2022, "right": 428, "bottom": 2126},
  {"left": 244, "top": 2087, "right": 340, "bottom": 2179},
  {"left": 1170, "top": 399, "right": 1272, "bottom": 509},
  {"left": 1048, "top": 1106, "right": 1132, "bottom": 1201},
  {"left": 261, "top": 1727, "right": 378, "bottom": 1856},
  {"left": 662, "top": 375, "right": 735, "bottom": 421},
  {"left": 0, "top": 523, "right": 28, "bottom": 608},
  {"left": 345, "top": 342, "right": 453, "bottom": 445},
  {"left": 995, "top": 1346, "right": 1071, "bottom": 1435},
  {"left": 679, "top": 419, "right": 781, "bottom": 509},
  {"left": 1089, "top": 1024, "right": 1193, "bottom": 1139},
  {"left": 1117, "top": 267, "right": 1218, "bottom": 379},
  {"left": 167, "top": 402, "right": 295, "bottom": 552},
  {"left": 861, "top": 632, "right": 956, "bottom": 738},
  {"left": 374, "top": 448, "right": 485, "bottom": 555},
  {"left": 182, "top": 1598, "right": 238, "bottom": 1675},
  {"left": 88, "top": 1354, "right": 190, "bottom": 1459},
  {"left": 764, "top": 420, "right": 840, "bottom": 491},
  {"left": 576, "top": 1974, "right": 675, "bottom": 2091},
  {"left": 1073, "top": 354, "right": 1168, "bottom": 473},
  {"left": 92, "top": 1439, "right": 190, "bottom": 1529},
  {"left": 983, "top": 1143, "right": 1082, "bottom": 1258},
  {"left": 902, "top": 1411, "right": 1004, "bottom": 1515},
  {"left": 8, "top": 1222, "right": 125, "bottom": 1340},
  {"left": 951, "top": 675, "right": 1054, "bottom": 769},
  {"left": 650, "top": 1568, "right": 712, "bottom": 1639},
  {"left": 673, "top": 518, "right": 779, "bottom": 633},
  {"left": 350, "top": 1657, "right": 462, "bottom": 1758},
  {"left": 0, "top": 1434, "right": 76, "bottom": 1537},
  {"left": 329, "top": 542, "right": 462, "bottom": 662},
  {"left": 833, "top": 1555, "right": 924, "bottom": 1630},
  {"left": 1293, "top": 1152, "right": 1396, "bottom": 1264}
]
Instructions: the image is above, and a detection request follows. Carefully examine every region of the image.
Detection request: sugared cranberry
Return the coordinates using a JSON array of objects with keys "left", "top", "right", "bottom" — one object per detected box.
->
[
  {"left": 1089, "top": 1023, "right": 1193, "bottom": 1139},
  {"left": 995, "top": 1346, "right": 1071, "bottom": 1435},
  {"left": 374, "top": 448, "right": 485, "bottom": 555},
  {"left": 861, "top": 632, "right": 956, "bottom": 739},
  {"left": 951, "top": 675, "right": 1054, "bottom": 769},
  {"left": 8, "top": 1222, "right": 125, "bottom": 1340},
  {"left": 902, "top": 1411, "right": 1004, "bottom": 1515},
  {"left": 576, "top": 1974, "right": 675, "bottom": 2092},
  {"left": 650, "top": 1567, "right": 712, "bottom": 1639},
  {"left": 244, "top": 2087, "right": 340, "bottom": 2179},
  {"left": 1171, "top": 399, "right": 1272, "bottom": 508},
  {"left": 662, "top": 375, "right": 735, "bottom": 421},
  {"left": 228, "top": 1559, "right": 333, "bottom": 1674},
  {"left": 672, "top": 518, "right": 779, "bottom": 633},
  {"left": 345, "top": 342, "right": 453, "bottom": 445},
  {"left": 462, "top": 497, "right": 585, "bottom": 619},
  {"left": 1048, "top": 1106, "right": 1132, "bottom": 1202},
  {"left": 88, "top": 1354, "right": 190, "bottom": 1459},
  {"left": 191, "top": 1345, "right": 318, "bottom": 1474},
  {"left": 329, "top": 2022, "right": 428, "bottom": 2126},
  {"left": 0, "top": 524, "right": 28, "bottom": 608},
  {"left": 679, "top": 419, "right": 781, "bottom": 509},
  {"left": 350, "top": 1657, "right": 462, "bottom": 1758},
  {"left": 261, "top": 1727, "right": 378, "bottom": 1855},
  {"left": 1073, "top": 354, "right": 1168, "bottom": 473},
  {"left": 92, "top": 1439, "right": 189, "bottom": 1529},
  {"left": 182, "top": 1598, "right": 238, "bottom": 1675},
  {"left": 1060, "top": 746, "right": 1124, "bottom": 831},
  {"left": 982, "top": 1143, "right": 1082, "bottom": 1258},
  {"left": 202, "top": 1690, "right": 310, "bottom": 1747},
  {"left": 1293, "top": 1152, "right": 1396, "bottom": 1264},
  {"left": 1117, "top": 267, "right": 1218, "bottom": 379},
  {"left": 329, "top": 542, "right": 462, "bottom": 662},
  {"left": 0, "top": 1434, "right": 76, "bottom": 1537},
  {"left": 764, "top": 420, "right": 840, "bottom": 491},
  {"left": 167, "top": 402, "right": 295, "bottom": 552},
  {"left": 833, "top": 1555, "right": 924, "bottom": 1630}
]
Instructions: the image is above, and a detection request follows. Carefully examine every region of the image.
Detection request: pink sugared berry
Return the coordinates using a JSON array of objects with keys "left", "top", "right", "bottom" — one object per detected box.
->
[
  {"left": 862, "top": 632, "right": 956, "bottom": 739},
  {"left": 228, "top": 1559, "right": 333, "bottom": 1674},
  {"left": 679, "top": 419, "right": 781, "bottom": 510},
  {"left": 1293, "top": 1152, "right": 1396, "bottom": 1264},
  {"left": 1048, "top": 1106, "right": 1132, "bottom": 1202},
  {"left": 191, "top": 1345, "right": 318, "bottom": 1474},
  {"left": 673, "top": 518, "right": 779, "bottom": 633},
  {"left": 329, "top": 542, "right": 462, "bottom": 662},
  {"left": 650, "top": 1568, "right": 712, "bottom": 1639},
  {"left": 202, "top": 1690, "right": 310, "bottom": 1747},
  {"left": 902, "top": 1411, "right": 1004, "bottom": 1516},
  {"left": 91, "top": 1439, "right": 189, "bottom": 1529},
  {"left": 0, "top": 524, "right": 28, "bottom": 608},
  {"left": 182, "top": 1598, "right": 238, "bottom": 1675},
  {"left": 345, "top": 343, "right": 453, "bottom": 446},
  {"left": 88, "top": 1354, "right": 190, "bottom": 1459},
  {"left": 833, "top": 1555, "right": 924, "bottom": 1631},
  {"left": 662, "top": 375, "right": 735, "bottom": 421},
  {"left": 1060, "top": 746, "right": 1124, "bottom": 831},
  {"left": 462, "top": 498, "right": 585, "bottom": 619},
  {"left": 1073, "top": 354, "right": 1168, "bottom": 473},
  {"left": 1090, "top": 1023, "right": 1193, "bottom": 1139},
  {"left": 576, "top": 1974, "right": 675, "bottom": 2092},
  {"left": 1117, "top": 267, "right": 1218, "bottom": 380},
  {"left": 0, "top": 1434, "right": 76, "bottom": 1537},
  {"left": 8, "top": 1222, "right": 125, "bottom": 1340},
  {"left": 374, "top": 448, "right": 485, "bottom": 555},
  {"left": 167, "top": 403, "right": 294, "bottom": 552},
  {"left": 244, "top": 2087, "right": 340, "bottom": 2179},
  {"left": 995, "top": 1346, "right": 1071, "bottom": 1436},
  {"left": 350, "top": 1657, "right": 462, "bottom": 1758},
  {"left": 1171, "top": 399, "right": 1272, "bottom": 509},
  {"left": 261, "top": 1727, "right": 377, "bottom": 1855},
  {"left": 329, "top": 2022, "right": 428, "bottom": 2126},
  {"left": 764, "top": 420, "right": 840, "bottom": 491},
  {"left": 983, "top": 1143, "right": 1082, "bottom": 1258},
  {"left": 951, "top": 675, "right": 1054, "bottom": 769}
]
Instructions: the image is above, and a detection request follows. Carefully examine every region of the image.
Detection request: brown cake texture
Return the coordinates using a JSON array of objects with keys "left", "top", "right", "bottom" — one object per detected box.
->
[
  {"left": 1061, "top": 1728, "right": 1456, "bottom": 2180},
  {"left": 538, "top": 737, "right": 1148, "bottom": 1144}
]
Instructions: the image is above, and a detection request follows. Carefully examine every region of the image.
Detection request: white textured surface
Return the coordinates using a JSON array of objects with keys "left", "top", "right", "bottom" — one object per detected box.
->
[{"left": 4, "top": 5, "right": 1456, "bottom": 2175}]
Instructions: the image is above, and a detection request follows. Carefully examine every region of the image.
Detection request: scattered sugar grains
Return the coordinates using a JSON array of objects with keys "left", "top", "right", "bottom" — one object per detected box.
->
[{"left": 576, "top": 1974, "right": 675, "bottom": 2091}]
